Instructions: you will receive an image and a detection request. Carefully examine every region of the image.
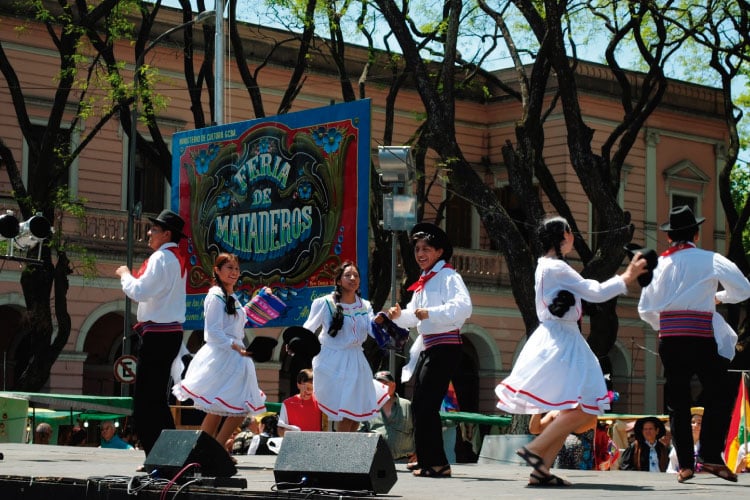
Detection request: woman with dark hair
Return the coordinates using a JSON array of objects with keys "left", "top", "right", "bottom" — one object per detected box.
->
[
  {"left": 303, "top": 260, "right": 389, "bottom": 432},
  {"left": 173, "top": 253, "right": 267, "bottom": 452},
  {"left": 495, "top": 216, "right": 646, "bottom": 487},
  {"left": 388, "top": 222, "right": 473, "bottom": 478}
]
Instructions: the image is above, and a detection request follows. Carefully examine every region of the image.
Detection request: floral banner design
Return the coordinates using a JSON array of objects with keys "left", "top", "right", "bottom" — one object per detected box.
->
[{"left": 171, "top": 100, "right": 371, "bottom": 330}]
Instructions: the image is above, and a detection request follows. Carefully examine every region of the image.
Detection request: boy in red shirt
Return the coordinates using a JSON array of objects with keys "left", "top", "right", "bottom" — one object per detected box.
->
[{"left": 278, "top": 368, "right": 324, "bottom": 435}]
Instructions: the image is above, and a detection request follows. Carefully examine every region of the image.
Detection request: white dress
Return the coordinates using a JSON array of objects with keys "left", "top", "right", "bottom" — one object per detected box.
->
[
  {"left": 172, "top": 286, "right": 267, "bottom": 416},
  {"left": 304, "top": 294, "right": 389, "bottom": 422},
  {"left": 495, "top": 257, "right": 628, "bottom": 415}
]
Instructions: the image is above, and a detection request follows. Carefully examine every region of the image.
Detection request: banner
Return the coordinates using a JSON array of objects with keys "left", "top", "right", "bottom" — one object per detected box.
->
[{"left": 171, "top": 100, "right": 371, "bottom": 330}]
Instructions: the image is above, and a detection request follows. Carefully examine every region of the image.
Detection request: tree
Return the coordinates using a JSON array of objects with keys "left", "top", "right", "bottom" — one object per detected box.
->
[{"left": 0, "top": 0, "right": 135, "bottom": 390}]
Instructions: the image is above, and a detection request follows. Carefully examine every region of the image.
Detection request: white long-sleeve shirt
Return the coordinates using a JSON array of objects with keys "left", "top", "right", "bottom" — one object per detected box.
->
[
  {"left": 638, "top": 243, "right": 750, "bottom": 359},
  {"left": 120, "top": 242, "right": 186, "bottom": 324}
]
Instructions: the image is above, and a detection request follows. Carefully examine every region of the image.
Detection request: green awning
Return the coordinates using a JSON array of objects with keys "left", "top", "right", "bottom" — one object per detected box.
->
[{"left": 0, "top": 391, "right": 133, "bottom": 415}]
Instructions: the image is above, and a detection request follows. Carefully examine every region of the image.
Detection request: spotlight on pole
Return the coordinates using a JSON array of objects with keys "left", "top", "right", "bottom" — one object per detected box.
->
[{"left": 0, "top": 210, "right": 53, "bottom": 263}]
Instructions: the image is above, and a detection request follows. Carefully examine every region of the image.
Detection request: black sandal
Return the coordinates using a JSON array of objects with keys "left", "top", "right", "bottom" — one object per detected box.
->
[
  {"left": 516, "top": 447, "right": 550, "bottom": 477},
  {"left": 412, "top": 465, "right": 452, "bottom": 478},
  {"left": 702, "top": 463, "right": 738, "bottom": 482},
  {"left": 528, "top": 472, "right": 572, "bottom": 487}
]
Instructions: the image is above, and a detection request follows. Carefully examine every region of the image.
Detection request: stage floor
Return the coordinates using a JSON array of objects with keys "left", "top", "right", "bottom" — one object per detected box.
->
[{"left": 1, "top": 443, "right": 748, "bottom": 499}]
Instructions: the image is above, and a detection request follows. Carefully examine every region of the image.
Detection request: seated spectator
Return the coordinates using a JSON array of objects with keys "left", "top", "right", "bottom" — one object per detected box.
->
[
  {"left": 528, "top": 410, "right": 597, "bottom": 470},
  {"left": 247, "top": 413, "right": 279, "bottom": 455},
  {"left": 67, "top": 426, "right": 88, "bottom": 446},
  {"left": 231, "top": 417, "right": 259, "bottom": 455},
  {"left": 359, "top": 370, "right": 416, "bottom": 462},
  {"left": 619, "top": 416, "right": 669, "bottom": 472},
  {"left": 99, "top": 420, "right": 134, "bottom": 450},
  {"left": 34, "top": 422, "right": 52, "bottom": 444},
  {"left": 668, "top": 407, "right": 703, "bottom": 473},
  {"left": 278, "top": 368, "right": 323, "bottom": 435}
]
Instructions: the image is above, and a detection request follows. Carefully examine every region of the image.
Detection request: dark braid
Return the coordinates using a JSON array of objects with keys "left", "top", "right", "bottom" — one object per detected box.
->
[{"left": 328, "top": 284, "right": 344, "bottom": 337}]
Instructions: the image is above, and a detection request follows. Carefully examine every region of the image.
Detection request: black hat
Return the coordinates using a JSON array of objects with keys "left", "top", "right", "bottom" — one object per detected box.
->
[
  {"left": 246, "top": 336, "right": 278, "bottom": 363},
  {"left": 410, "top": 222, "right": 453, "bottom": 261},
  {"left": 624, "top": 243, "right": 659, "bottom": 287},
  {"left": 633, "top": 416, "right": 666, "bottom": 441},
  {"left": 374, "top": 370, "right": 395, "bottom": 383},
  {"left": 659, "top": 205, "right": 705, "bottom": 231},
  {"left": 282, "top": 326, "right": 321, "bottom": 358},
  {"left": 148, "top": 209, "right": 187, "bottom": 239}
]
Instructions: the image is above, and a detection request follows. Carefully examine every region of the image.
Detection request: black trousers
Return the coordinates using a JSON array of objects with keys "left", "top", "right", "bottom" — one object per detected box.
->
[
  {"left": 659, "top": 336, "right": 734, "bottom": 467},
  {"left": 412, "top": 343, "right": 461, "bottom": 468},
  {"left": 133, "top": 330, "right": 183, "bottom": 455}
]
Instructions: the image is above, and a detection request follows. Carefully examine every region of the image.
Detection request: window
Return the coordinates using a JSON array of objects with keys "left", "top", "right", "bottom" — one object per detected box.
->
[
  {"left": 134, "top": 149, "right": 166, "bottom": 215},
  {"left": 445, "top": 187, "right": 472, "bottom": 249}
]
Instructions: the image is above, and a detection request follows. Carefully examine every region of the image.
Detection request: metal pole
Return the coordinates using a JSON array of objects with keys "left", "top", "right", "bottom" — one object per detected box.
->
[
  {"left": 122, "top": 11, "right": 215, "bottom": 396},
  {"left": 214, "top": 0, "right": 224, "bottom": 125},
  {"left": 389, "top": 231, "right": 398, "bottom": 374}
]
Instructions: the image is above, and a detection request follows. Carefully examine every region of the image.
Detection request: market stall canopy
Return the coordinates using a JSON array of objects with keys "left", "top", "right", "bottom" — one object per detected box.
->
[{"left": 0, "top": 391, "right": 133, "bottom": 416}]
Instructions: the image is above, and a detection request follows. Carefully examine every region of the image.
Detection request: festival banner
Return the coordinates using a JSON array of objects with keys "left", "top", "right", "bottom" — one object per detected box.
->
[
  {"left": 171, "top": 100, "right": 371, "bottom": 330},
  {"left": 724, "top": 375, "right": 750, "bottom": 473}
]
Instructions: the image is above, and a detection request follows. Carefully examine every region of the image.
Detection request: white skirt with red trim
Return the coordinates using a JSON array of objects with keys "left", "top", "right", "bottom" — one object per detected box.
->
[{"left": 495, "top": 319, "right": 610, "bottom": 415}]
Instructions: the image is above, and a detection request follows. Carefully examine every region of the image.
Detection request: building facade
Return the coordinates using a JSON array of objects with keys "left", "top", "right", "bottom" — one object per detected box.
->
[{"left": 0, "top": 7, "right": 732, "bottom": 418}]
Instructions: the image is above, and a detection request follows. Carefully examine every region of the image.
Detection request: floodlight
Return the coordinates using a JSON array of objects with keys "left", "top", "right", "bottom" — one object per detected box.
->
[
  {"left": 0, "top": 211, "right": 19, "bottom": 240},
  {"left": 377, "top": 146, "right": 414, "bottom": 184},
  {"left": 15, "top": 214, "right": 52, "bottom": 250}
]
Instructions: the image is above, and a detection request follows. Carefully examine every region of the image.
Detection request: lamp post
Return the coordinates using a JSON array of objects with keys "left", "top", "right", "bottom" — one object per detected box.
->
[
  {"left": 376, "top": 146, "right": 416, "bottom": 374},
  {"left": 122, "top": 10, "right": 215, "bottom": 392}
]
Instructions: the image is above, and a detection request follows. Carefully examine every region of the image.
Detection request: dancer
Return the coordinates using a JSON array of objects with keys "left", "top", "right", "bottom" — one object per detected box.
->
[
  {"left": 173, "top": 253, "right": 267, "bottom": 452},
  {"left": 116, "top": 209, "right": 187, "bottom": 456},
  {"left": 304, "top": 260, "right": 389, "bottom": 432},
  {"left": 388, "top": 222, "right": 472, "bottom": 478},
  {"left": 495, "top": 215, "right": 646, "bottom": 486},
  {"left": 639, "top": 205, "right": 750, "bottom": 483}
]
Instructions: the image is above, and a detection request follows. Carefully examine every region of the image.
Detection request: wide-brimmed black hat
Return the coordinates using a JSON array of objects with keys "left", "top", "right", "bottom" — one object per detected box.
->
[
  {"left": 624, "top": 243, "right": 659, "bottom": 287},
  {"left": 633, "top": 416, "right": 666, "bottom": 441},
  {"left": 282, "top": 326, "right": 321, "bottom": 359},
  {"left": 410, "top": 222, "right": 453, "bottom": 261},
  {"left": 246, "top": 336, "right": 278, "bottom": 363},
  {"left": 659, "top": 205, "right": 705, "bottom": 232},
  {"left": 148, "top": 209, "right": 186, "bottom": 239}
]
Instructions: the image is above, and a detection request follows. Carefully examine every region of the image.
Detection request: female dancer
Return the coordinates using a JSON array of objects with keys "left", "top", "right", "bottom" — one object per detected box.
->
[
  {"left": 495, "top": 216, "right": 646, "bottom": 486},
  {"left": 173, "top": 253, "right": 267, "bottom": 450},
  {"left": 304, "top": 260, "right": 389, "bottom": 432},
  {"left": 388, "top": 222, "right": 473, "bottom": 478}
]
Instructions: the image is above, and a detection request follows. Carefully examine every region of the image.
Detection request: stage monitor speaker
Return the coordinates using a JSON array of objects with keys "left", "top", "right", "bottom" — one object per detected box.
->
[
  {"left": 273, "top": 431, "right": 397, "bottom": 494},
  {"left": 144, "top": 429, "right": 237, "bottom": 478}
]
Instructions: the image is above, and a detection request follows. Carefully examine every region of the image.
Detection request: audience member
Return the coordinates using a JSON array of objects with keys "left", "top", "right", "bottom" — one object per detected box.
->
[
  {"left": 231, "top": 417, "right": 259, "bottom": 455},
  {"left": 66, "top": 426, "right": 88, "bottom": 446},
  {"left": 528, "top": 410, "right": 597, "bottom": 470},
  {"left": 668, "top": 407, "right": 703, "bottom": 473},
  {"left": 34, "top": 422, "right": 52, "bottom": 444},
  {"left": 99, "top": 420, "right": 134, "bottom": 450},
  {"left": 359, "top": 370, "right": 416, "bottom": 462},
  {"left": 278, "top": 368, "right": 323, "bottom": 435},
  {"left": 619, "top": 416, "right": 669, "bottom": 472},
  {"left": 247, "top": 414, "right": 279, "bottom": 455}
]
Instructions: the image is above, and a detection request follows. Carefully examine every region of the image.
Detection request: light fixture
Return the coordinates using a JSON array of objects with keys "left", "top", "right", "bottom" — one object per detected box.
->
[
  {"left": 0, "top": 210, "right": 52, "bottom": 262},
  {"left": 83, "top": 420, "right": 89, "bottom": 428},
  {"left": 376, "top": 146, "right": 415, "bottom": 184}
]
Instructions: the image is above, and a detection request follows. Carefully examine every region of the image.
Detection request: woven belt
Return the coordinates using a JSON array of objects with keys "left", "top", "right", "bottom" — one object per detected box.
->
[{"left": 659, "top": 310, "right": 713, "bottom": 338}]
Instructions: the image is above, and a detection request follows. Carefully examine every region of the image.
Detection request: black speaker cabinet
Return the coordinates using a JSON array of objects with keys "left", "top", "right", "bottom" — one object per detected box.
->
[
  {"left": 144, "top": 429, "right": 237, "bottom": 478},
  {"left": 273, "top": 431, "right": 397, "bottom": 494}
]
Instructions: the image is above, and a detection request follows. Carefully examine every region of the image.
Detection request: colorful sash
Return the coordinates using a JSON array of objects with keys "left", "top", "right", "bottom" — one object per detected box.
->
[
  {"left": 659, "top": 310, "right": 713, "bottom": 338},
  {"left": 132, "top": 320, "right": 183, "bottom": 337}
]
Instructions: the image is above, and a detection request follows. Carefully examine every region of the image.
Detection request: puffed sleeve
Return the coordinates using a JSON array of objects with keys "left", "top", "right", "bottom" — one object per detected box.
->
[
  {"left": 303, "top": 296, "right": 332, "bottom": 334},
  {"left": 203, "top": 292, "right": 234, "bottom": 349}
]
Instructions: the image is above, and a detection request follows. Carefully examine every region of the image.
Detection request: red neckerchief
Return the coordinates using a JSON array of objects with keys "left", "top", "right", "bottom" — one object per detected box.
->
[
  {"left": 660, "top": 242, "right": 695, "bottom": 258},
  {"left": 407, "top": 263, "right": 453, "bottom": 292},
  {"left": 133, "top": 246, "right": 188, "bottom": 278}
]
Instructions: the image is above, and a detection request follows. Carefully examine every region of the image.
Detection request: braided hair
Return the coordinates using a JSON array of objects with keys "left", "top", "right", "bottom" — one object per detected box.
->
[
  {"left": 328, "top": 260, "right": 360, "bottom": 337},
  {"left": 537, "top": 216, "right": 571, "bottom": 260},
  {"left": 213, "top": 253, "right": 239, "bottom": 315}
]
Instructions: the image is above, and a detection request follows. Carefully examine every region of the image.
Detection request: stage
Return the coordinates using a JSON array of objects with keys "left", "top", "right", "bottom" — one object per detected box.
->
[{"left": 0, "top": 442, "right": 748, "bottom": 499}]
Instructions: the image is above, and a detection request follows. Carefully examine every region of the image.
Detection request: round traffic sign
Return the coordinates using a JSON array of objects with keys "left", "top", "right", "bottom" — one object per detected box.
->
[{"left": 114, "top": 355, "right": 138, "bottom": 384}]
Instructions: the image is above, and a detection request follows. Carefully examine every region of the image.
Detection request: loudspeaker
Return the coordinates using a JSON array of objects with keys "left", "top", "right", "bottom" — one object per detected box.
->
[
  {"left": 274, "top": 432, "right": 396, "bottom": 494},
  {"left": 144, "top": 429, "right": 237, "bottom": 478}
]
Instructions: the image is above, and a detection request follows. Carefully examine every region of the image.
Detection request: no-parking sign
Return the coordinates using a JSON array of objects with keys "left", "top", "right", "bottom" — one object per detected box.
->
[{"left": 114, "top": 355, "right": 137, "bottom": 384}]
